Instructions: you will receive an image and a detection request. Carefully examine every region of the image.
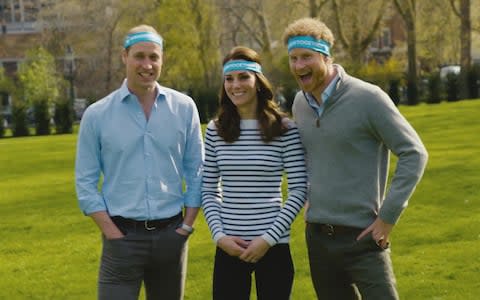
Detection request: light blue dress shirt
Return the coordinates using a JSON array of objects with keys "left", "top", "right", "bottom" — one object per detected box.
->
[
  {"left": 305, "top": 73, "right": 340, "bottom": 117},
  {"left": 75, "top": 80, "right": 204, "bottom": 220}
]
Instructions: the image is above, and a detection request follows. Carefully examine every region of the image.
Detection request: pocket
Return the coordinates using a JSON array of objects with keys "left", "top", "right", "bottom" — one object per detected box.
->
[
  {"left": 102, "top": 235, "right": 131, "bottom": 258},
  {"left": 363, "top": 234, "right": 390, "bottom": 251},
  {"left": 172, "top": 224, "right": 189, "bottom": 241}
]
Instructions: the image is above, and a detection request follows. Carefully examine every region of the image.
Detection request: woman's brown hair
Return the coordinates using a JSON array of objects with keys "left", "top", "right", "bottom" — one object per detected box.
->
[{"left": 215, "top": 46, "right": 287, "bottom": 143}]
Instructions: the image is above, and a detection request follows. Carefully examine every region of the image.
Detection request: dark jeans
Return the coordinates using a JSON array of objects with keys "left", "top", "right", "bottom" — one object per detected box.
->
[
  {"left": 213, "top": 244, "right": 294, "bottom": 300},
  {"left": 306, "top": 223, "right": 399, "bottom": 300},
  {"left": 98, "top": 217, "right": 188, "bottom": 300}
]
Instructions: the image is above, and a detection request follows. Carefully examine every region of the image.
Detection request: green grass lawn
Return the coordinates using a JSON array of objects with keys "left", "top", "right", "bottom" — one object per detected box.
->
[{"left": 1, "top": 100, "right": 479, "bottom": 299}]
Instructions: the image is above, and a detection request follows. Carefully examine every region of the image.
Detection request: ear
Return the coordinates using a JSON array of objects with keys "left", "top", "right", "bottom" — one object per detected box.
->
[
  {"left": 324, "top": 54, "right": 332, "bottom": 64},
  {"left": 121, "top": 49, "right": 128, "bottom": 64}
]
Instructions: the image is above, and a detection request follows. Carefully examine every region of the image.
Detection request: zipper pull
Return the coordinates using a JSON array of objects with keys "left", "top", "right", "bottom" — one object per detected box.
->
[{"left": 316, "top": 118, "right": 320, "bottom": 127}]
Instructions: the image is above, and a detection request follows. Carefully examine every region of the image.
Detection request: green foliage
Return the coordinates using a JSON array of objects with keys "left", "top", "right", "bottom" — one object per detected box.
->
[
  {"left": 406, "top": 80, "right": 419, "bottom": 106},
  {"left": 388, "top": 79, "right": 401, "bottom": 106},
  {"left": 357, "top": 59, "right": 404, "bottom": 92},
  {"left": 426, "top": 72, "right": 442, "bottom": 104},
  {"left": 466, "top": 64, "right": 480, "bottom": 99},
  {"left": 0, "top": 111, "right": 4, "bottom": 138},
  {"left": 17, "top": 47, "right": 61, "bottom": 135},
  {"left": 446, "top": 72, "right": 460, "bottom": 102},
  {"left": 54, "top": 99, "right": 74, "bottom": 134},
  {"left": 192, "top": 87, "right": 220, "bottom": 123},
  {"left": 147, "top": 0, "right": 221, "bottom": 93},
  {"left": 33, "top": 101, "right": 51, "bottom": 135},
  {"left": 416, "top": 1, "right": 460, "bottom": 71},
  {"left": 0, "top": 67, "right": 14, "bottom": 92},
  {"left": 271, "top": 54, "right": 300, "bottom": 113},
  {"left": 0, "top": 67, "right": 14, "bottom": 138},
  {"left": 10, "top": 97, "right": 29, "bottom": 137},
  {"left": 0, "top": 100, "right": 479, "bottom": 299},
  {"left": 17, "top": 47, "right": 60, "bottom": 105}
]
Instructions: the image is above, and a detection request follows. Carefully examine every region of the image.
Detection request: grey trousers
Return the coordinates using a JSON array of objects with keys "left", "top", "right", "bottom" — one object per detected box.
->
[
  {"left": 306, "top": 223, "right": 399, "bottom": 300},
  {"left": 98, "top": 219, "right": 188, "bottom": 300}
]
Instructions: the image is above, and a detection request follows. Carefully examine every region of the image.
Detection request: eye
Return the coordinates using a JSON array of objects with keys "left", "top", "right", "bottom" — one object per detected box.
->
[
  {"left": 225, "top": 76, "right": 233, "bottom": 82},
  {"left": 149, "top": 55, "right": 159, "bottom": 61},
  {"left": 303, "top": 54, "right": 312, "bottom": 60},
  {"left": 133, "top": 53, "right": 145, "bottom": 60}
]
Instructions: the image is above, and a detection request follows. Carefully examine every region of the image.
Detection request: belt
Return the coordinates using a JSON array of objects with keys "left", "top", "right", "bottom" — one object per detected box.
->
[
  {"left": 111, "top": 213, "right": 182, "bottom": 231},
  {"left": 308, "top": 223, "right": 362, "bottom": 236}
]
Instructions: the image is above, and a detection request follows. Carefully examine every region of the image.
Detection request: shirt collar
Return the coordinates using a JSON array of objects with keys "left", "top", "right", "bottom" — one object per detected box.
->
[
  {"left": 305, "top": 72, "right": 340, "bottom": 108},
  {"left": 119, "top": 79, "right": 165, "bottom": 103},
  {"left": 322, "top": 72, "right": 339, "bottom": 103}
]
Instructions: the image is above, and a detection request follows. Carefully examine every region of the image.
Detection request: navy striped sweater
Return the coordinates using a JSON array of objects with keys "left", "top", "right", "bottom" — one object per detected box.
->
[{"left": 201, "top": 119, "right": 308, "bottom": 246}]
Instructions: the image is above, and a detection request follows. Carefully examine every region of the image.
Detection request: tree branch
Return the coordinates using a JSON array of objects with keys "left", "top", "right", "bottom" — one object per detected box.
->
[
  {"left": 448, "top": 0, "right": 461, "bottom": 18},
  {"left": 332, "top": 0, "right": 350, "bottom": 49}
]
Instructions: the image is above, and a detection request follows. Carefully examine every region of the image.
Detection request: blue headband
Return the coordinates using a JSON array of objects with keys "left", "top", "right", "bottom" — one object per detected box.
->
[
  {"left": 124, "top": 31, "right": 163, "bottom": 49},
  {"left": 287, "top": 36, "right": 331, "bottom": 56},
  {"left": 223, "top": 60, "right": 262, "bottom": 75}
]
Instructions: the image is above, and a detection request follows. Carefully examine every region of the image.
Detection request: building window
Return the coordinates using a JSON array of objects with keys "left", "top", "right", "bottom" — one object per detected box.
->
[
  {"left": 1, "top": 92, "right": 8, "bottom": 107},
  {"left": 382, "top": 28, "right": 392, "bottom": 49},
  {"left": 0, "top": 0, "right": 39, "bottom": 32},
  {"left": 2, "top": 61, "right": 18, "bottom": 76}
]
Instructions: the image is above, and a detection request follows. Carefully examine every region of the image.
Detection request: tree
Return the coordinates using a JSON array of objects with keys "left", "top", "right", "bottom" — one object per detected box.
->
[
  {"left": 328, "top": 0, "right": 389, "bottom": 72},
  {"left": 0, "top": 68, "right": 14, "bottom": 137},
  {"left": 215, "top": 0, "right": 304, "bottom": 105},
  {"left": 308, "top": 0, "right": 330, "bottom": 18},
  {"left": 394, "top": 0, "right": 419, "bottom": 105},
  {"left": 10, "top": 97, "right": 29, "bottom": 137},
  {"left": 217, "top": 0, "right": 274, "bottom": 67},
  {"left": 17, "top": 48, "right": 61, "bottom": 135},
  {"left": 449, "top": 0, "right": 471, "bottom": 68},
  {"left": 449, "top": 0, "right": 472, "bottom": 99},
  {"left": 40, "top": 0, "right": 156, "bottom": 101},
  {"left": 415, "top": 0, "right": 458, "bottom": 73}
]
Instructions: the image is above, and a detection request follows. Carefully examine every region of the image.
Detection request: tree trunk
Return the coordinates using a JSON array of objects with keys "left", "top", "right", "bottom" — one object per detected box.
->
[
  {"left": 394, "top": 0, "right": 418, "bottom": 105},
  {"left": 459, "top": 0, "right": 471, "bottom": 69},
  {"left": 405, "top": 18, "right": 418, "bottom": 105}
]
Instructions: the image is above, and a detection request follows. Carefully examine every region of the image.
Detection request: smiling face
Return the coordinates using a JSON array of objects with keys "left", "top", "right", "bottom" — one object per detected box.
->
[
  {"left": 122, "top": 41, "right": 163, "bottom": 94},
  {"left": 224, "top": 70, "right": 258, "bottom": 118},
  {"left": 288, "top": 47, "right": 330, "bottom": 98}
]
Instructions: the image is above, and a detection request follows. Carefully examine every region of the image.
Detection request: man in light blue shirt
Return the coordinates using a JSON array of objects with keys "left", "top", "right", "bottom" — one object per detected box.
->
[{"left": 75, "top": 24, "right": 204, "bottom": 300}]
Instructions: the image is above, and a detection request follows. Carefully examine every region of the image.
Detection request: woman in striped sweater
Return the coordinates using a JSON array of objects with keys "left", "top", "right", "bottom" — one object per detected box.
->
[{"left": 201, "top": 46, "right": 308, "bottom": 300}]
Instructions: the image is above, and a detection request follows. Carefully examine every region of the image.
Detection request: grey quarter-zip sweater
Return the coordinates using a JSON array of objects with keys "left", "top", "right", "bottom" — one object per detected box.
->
[{"left": 292, "top": 64, "right": 428, "bottom": 228}]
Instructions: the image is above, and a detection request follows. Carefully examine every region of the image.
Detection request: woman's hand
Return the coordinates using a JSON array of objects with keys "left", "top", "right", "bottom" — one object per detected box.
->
[
  {"left": 239, "top": 237, "right": 270, "bottom": 263},
  {"left": 218, "top": 236, "right": 250, "bottom": 257}
]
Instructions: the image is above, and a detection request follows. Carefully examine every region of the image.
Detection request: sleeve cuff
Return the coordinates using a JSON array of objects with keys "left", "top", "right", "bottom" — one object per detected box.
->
[
  {"left": 261, "top": 233, "right": 277, "bottom": 247},
  {"left": 213, "top": 232, "right": 227, "bottom": 244}
]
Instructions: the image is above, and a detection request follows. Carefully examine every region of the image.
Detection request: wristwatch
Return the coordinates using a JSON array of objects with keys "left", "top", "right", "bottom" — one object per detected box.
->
[{"left": 179, "top": 223, "right": 194, "bottom": 234}]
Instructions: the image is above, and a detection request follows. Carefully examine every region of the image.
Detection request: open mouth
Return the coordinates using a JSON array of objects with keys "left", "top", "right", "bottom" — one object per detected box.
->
[
  {"left": 298, "top": 73, "right": 312, "bottom": 84},
  {"left": 139, "top": 72, "right": 154, "bottom": 79}
]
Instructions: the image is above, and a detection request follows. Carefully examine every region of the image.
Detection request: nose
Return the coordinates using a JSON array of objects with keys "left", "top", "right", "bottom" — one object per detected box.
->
[
  {"left": 292, "top": 59, "right": 306, "bottom": 71},
  {"left": 230, "top": 78, "right": 241, "bottom": 88},
  {"left": 141, "top": 58, "right": 153, "bottom": 69}
]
